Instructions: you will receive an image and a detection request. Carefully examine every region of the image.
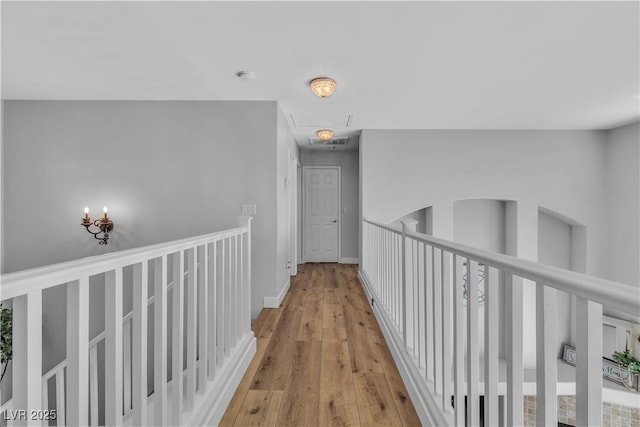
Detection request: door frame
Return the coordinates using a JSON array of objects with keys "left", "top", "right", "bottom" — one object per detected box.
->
[
  {"left": 289, "top": 152, "right": 300, "bottom": 276},
  {"left": 302, "top": 166, "right": 341, "bottom": 263}
]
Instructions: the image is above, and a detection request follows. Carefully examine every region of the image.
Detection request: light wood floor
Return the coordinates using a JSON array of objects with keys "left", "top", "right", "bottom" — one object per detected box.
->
[{"left": 219, "top": 263, "right": 421, "bottom": 427}]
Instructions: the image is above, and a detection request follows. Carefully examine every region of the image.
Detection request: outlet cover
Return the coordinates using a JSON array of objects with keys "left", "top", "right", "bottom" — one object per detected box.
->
[{"left": 242, "top": 204, "right": 257, "bottom": 215}]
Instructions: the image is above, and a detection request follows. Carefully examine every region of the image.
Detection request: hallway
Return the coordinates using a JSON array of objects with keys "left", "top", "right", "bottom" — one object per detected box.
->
[{"left": 220, "top": 263, "right": 421, "bottom": 426}]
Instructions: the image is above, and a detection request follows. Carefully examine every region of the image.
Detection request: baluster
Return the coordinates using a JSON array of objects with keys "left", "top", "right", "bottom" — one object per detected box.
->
[
  {"left": 226, "top": 238, "right": 232, "bottom": 352},
  {"left": 466, "top": 259, "right": 479, "bottom": 426},
  {"left": 383, "top": 229, "right": 388, "bottom": 308},
  {"left": 506, "top": 274, "right": 523, "bottom": 427},
  {"left": 237, "top": 233, "right": 243, "bottom": 338},
  {"left": 484, "top": 266, "right": 499, "bottom": 426},
  {"left": 425, "top": 245, "right": 433, "bottom": 382},
  {"left": 13, "top": 291, "right": 42, "bottom": 427},
  {"left": 417, "top": 242, "right": 424, "bottom": 370},
  {"left": 232, "top": 235, "right": 238, "bottom": 344},
  {"left": 400, "top": 222, "right": 407, "bottom": 346},
  {"left": 55, "top": 370, "right": 66, "bottom": 427},
  {"left": 413, "top": 239, "right": 419, "bottom": 359},
  {"left": 186, "top": 248, "right": 197, "bottom": 410},
  {"left": 433, "top": 248, "right": 442, "bottom": 396},
  {"left": 391, "top": 232, "right": 396, "bottom": 323},
  {"left": 228, "top": 239, "right": 235, "bottom": 348},
  {"left": 242, "top": 217, "right": 252, "bottom": 337},
  {"left": 154, "top": 255, "right": 168, "bottom": 425},
  {"left": 123, "top": 321, "right": 132, "bottom": 415},
  {"left": 208, "top": 241, "right": 218, "bottom": 378},
  {"left": 89, "top": 345, "right": 99, "bottom": 426},
  {"left": 452, "top": 255, "right": 465, "bottom": 425},
  {"left": 105, "top": 268, "right": 123, "bottom": 426},
  {"left": 536, "top": 282, "right": 557, "bottom": 426},
  {"left": 576, "top": 298, "right": 603, "bottom": 426},
  {"left": 406, "top": 236, "right": 414, "bottom": 352},
  {"left": 198, "top": 244, "right": 209, "bottom": 394},
  {"left": 220, "top": 238, "right": 227, "bottom": 360},
  {"left": 375, "top": 226, "right": 380, "bottom": 289},
  {"left": 66, "top": 277, "right": 89, "bottom": 426},
  {"left": 172, "top": 251, "right": 185, "bottom": 426},
  {"left": 441, "top": 251, "right": 452, "bottom": 413},
  {"left": 237, "top": 234, "right": 243, "bottom": 337},
  {"left": 41, "top": 378, "right": 48, "bottom": 425},
  {"left": 132, "top": 261, "right": 148, "bottom": 425}
]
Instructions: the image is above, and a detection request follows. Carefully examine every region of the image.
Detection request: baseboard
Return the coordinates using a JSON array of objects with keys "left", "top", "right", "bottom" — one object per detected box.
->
[
  {"left": 189, "top": 332, "right": 257, "bottom": 426},
  {"left": 339, "top": 257, "right": 359, "bottom": 264},
  {"left": 358, "top": 269, "right": 451, "bottom": 427},
  {"left": 263, "top": 278, "right": 290, "bottom": 308}
]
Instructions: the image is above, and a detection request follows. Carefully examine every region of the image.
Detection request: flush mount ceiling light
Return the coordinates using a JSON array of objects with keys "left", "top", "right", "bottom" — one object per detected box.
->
[
  {"left": 310, "top": 77, "right": 337, "bottom": 97},
  {"left": 316, "top": 129, "right": 334, "bottom": 141}
]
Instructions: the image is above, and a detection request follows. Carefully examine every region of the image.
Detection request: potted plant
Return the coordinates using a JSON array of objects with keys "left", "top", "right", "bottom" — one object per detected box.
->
[
  {"left": 612, "top": 349, "right": 640, "bottom": 391},
  {"left": 0, "top": 305, "right": 12, "bottom": 382}
]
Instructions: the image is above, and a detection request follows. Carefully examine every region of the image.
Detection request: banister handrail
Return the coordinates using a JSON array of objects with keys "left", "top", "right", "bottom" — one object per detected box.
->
[
  {"left": 0, "top": 225, "right": 247, "bottom": 300},
  {"left": 364, "top": 218, "right": 640, "bottom": 316}
]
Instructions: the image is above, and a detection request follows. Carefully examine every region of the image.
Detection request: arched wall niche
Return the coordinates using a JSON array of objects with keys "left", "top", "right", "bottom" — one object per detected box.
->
[{"left": 393, "top": 198, "right": 590, "bottom": 365}]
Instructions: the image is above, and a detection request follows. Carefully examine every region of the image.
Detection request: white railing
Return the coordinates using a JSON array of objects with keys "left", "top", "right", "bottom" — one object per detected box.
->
[
  {"left": 360, "top": 218, "right": 640, "bottom": 427},
  {"left": 0, "top": 216, "right": 254, "bottom": 426}
]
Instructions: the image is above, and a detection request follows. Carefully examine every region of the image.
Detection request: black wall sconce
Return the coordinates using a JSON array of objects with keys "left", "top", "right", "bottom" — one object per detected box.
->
[{"left": 81, "top": 206, "right": 114, "bottom": 245}]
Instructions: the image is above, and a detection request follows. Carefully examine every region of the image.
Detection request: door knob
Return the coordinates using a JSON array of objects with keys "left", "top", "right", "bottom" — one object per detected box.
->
[{"left": 331, "top": 220, "right": 338, "bottom": 223}]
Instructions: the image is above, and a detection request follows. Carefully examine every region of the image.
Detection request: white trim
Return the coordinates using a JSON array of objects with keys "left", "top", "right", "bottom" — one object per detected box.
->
[
  {"left": 264, "top": 278, "right": 290, "bottom": 308},
  {"left": 358, "top": 269, "right": 452, "bottom": 427},
  {"left": 339, "top": 257, "right": 359, "bottom": 264},
  {"left": 188, "top": 332, "right": 256, "bottom": 427},
  {"left": 289, "top": 149, "right": 298, "bottom": 276},
  {"left": 302, "top": 166, "right": 342, "bottom": 263}
]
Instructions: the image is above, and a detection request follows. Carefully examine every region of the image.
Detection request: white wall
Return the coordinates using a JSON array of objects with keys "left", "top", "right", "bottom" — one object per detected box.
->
[
  {"left": 275, "top": 107, "right": 299, "bottom": 304},
  {"left": 605, "top": 122, "right": 640, "bottom": 287},
  {"left": 538, "top": 210, "right": 573, "bottom": 356},
  {"left": 360, "top": 129, "right": 609, "bottom": 279},
  {"left": 1, "top": 100, "right": 295, "bottom": 407},
  {"left": 360, "top": 129, "right": 614, "bottom": 368},
  {"left": 453, "top": 199, "right": 505, "bottom": 253},
  {"left": 300, "top": 148, "right": 360, "bottom": 261},
  {"left": 2, "top": 100, "right": 284, "bottom": 317}
]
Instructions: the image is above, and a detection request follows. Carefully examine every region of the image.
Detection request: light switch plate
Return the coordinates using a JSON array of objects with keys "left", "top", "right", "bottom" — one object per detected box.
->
[{"left": 242, "top": 204, "right": 257, "bottom": 215}]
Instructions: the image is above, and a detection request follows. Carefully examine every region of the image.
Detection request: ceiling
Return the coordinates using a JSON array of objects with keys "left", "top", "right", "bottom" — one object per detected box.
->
[{"left": 2, "top": 1, "right": 639, "bottom": 150}]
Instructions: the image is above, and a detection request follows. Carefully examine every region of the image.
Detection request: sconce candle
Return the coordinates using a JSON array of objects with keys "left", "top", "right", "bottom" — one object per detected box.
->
[{"left": 81, "top": 206, "right": 114, "bottom": 245}]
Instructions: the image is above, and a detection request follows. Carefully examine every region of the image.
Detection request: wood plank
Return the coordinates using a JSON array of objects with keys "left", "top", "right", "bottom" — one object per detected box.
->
[
  {"left": 219, "top": 339, "right": 270, "bottom": 427},
  {"left": 250, "top": 310, "right": 303, "bottom": 390},
  {"left": 353, "top": 373, "right": 403, "bottom": 427},
  {"left": 367, "top": 325, "right": 422, "bottom": 427},
  {"left": 323, "top": 288, "right": 346, "bottom": 330},
  {"left": 283, "top": 288, "right": 307, "bottom": 311},
  {"left": 326, "top": 264, "right": 339, "bottom": 288},
  {"left": 323, "top": 327, "right": 348, "bottom": 342},
  {"left": 221, "top": 262, "right": 420, "bottom": 427},
  {"left": 232, "top": 390, "right": 284, "bottom": 427},
  {"left": 276, "top": 341, "right": 322, "bottom": 426},
  {"left": 319, "top": 341, "right": 361, "bottom": 426},
  {"left": 343, "top": 287, "right": 383, "bottom": 374},
  {"left": 298, "top": 288, "right": 324, "bottom": 341},
  {"left": 254, "top": 308, "right": 284, "bottom": 340},
  {"left": 309, "top": 263, "right": 327, "bottom": 289}
]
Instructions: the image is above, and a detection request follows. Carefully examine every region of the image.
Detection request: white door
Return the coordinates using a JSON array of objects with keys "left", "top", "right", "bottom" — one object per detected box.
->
[{"left": 304, "top": 167, "right": 340, "bottom": 262}]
